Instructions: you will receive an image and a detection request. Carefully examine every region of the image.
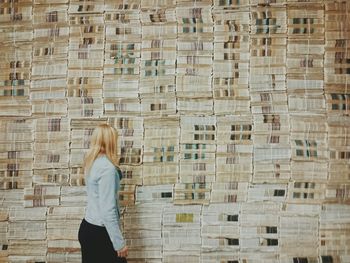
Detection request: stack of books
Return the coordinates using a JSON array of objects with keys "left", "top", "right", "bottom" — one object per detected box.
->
[
  {"left": 215, "top": 115, "right": 253, "bottom": 185},
  {"left": 0, "top": 119, "right": 33, "bottom": 190},
  {"left": 47, "top": 206, "right": 84, "bottom": 262},
  {"left": 109, "top": 117, "right": 143, "bottom": 185},
  {"left": 176, "top": 2, "right": 214, "bottom": 115},
  {"left": 103, "top": 1, "right": 141, "bottom": 117},
  {"left": 140, "top": 2, "right": 177, "bottom": 118},
  {"left": 8, "top": 207, "right": 47, "bottom": 262},
  {"left": 201, "top": 203, "right": 240, "bottom": 254},
  {"left": 212, "top": 2, "right": 250, "bottom": 115},
  {"left": 320, "top": 204, "right": 350, "bottom": 262},
  {"left": 33, "top": 118, "right": 70, "bottom": 184},
  {"left": 240, "top": 202, "right": 280, "bottom": 254},
  {"left": 123, "top": 203, "right": 165, "bottom": 262},
  {"left": 68, "top": 10, "right": 104, "bottom": 118},
  {"left": 143, "top": 117, "right": 179, "bottom": 185},
  {"left": 0, "top": 0, "right": 32, "bottom": 117},
  {"left": 324, "top": 1, "right": 350, "bottom": 207},
  {"left": 32, "top": 0, "right": 68, "bottom": 117},
  {"left": 162, "top": 204, "right": 201, "bottom": 262}
]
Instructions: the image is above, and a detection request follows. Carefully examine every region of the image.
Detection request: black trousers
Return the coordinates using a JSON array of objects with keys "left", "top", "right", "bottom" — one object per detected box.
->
[{"left": 78, "top": 218, "right": 127, "bottom": 263}]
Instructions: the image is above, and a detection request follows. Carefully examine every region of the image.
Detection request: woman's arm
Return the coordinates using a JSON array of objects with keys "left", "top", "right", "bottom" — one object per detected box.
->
[{"left": 98, "top": 165, "right": 126, "bottom": 251}]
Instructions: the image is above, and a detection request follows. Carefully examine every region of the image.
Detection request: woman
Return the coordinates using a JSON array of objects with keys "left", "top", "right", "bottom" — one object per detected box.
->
[{"left": 78, "top": 123, "right": 128, "bottom": 263}]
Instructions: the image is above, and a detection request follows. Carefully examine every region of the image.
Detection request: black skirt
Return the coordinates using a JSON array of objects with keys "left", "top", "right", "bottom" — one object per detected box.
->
[{"left": 78, "top": 218, "right": 127, "bottom": 263}]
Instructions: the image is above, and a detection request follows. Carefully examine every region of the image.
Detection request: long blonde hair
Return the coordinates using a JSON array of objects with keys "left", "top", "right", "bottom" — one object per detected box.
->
[{"left": 83, "top": 123, "right": 119, "bottom": 176}]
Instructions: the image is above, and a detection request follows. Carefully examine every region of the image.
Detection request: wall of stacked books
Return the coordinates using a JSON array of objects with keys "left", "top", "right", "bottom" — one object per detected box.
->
[{"left": 0, "top": 0, "right": 349, "bottom": 262}]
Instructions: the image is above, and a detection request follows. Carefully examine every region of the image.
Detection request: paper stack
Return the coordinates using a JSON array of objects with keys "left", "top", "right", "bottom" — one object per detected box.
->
[
  {"left": 47, "top": 206, "right": 84, "bottom": 262},
  {"left": 143, "top": 117, "right": 179, "bottom": 185}
]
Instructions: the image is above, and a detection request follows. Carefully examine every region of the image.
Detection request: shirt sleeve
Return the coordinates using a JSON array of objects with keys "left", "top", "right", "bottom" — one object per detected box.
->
[{"left": 98, "top": 165, "right": 125, "bottom": 251}]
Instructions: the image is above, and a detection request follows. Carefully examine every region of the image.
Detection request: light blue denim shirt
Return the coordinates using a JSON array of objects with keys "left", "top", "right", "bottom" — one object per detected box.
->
[{"left": 84, "top": 155, "right": 125, "bottom": 251}]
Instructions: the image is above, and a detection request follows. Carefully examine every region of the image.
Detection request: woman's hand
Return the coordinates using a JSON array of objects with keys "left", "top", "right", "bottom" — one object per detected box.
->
[{"left": 117, "top": 245, "right": 128, "bottom": 258}]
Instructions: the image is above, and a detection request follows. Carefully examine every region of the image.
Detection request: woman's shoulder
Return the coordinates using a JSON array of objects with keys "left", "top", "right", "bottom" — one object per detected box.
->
[
  {"left": 93, "top": 155, "right": 116, "bottom": 171},
  {"left": 96, "top": 157, "right": 123, "bottom": 181}
]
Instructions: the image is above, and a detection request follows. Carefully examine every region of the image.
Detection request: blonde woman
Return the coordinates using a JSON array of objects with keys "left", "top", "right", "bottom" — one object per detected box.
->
[{"left": 78, "top": 124, "right": 128, "bottom": 263}]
